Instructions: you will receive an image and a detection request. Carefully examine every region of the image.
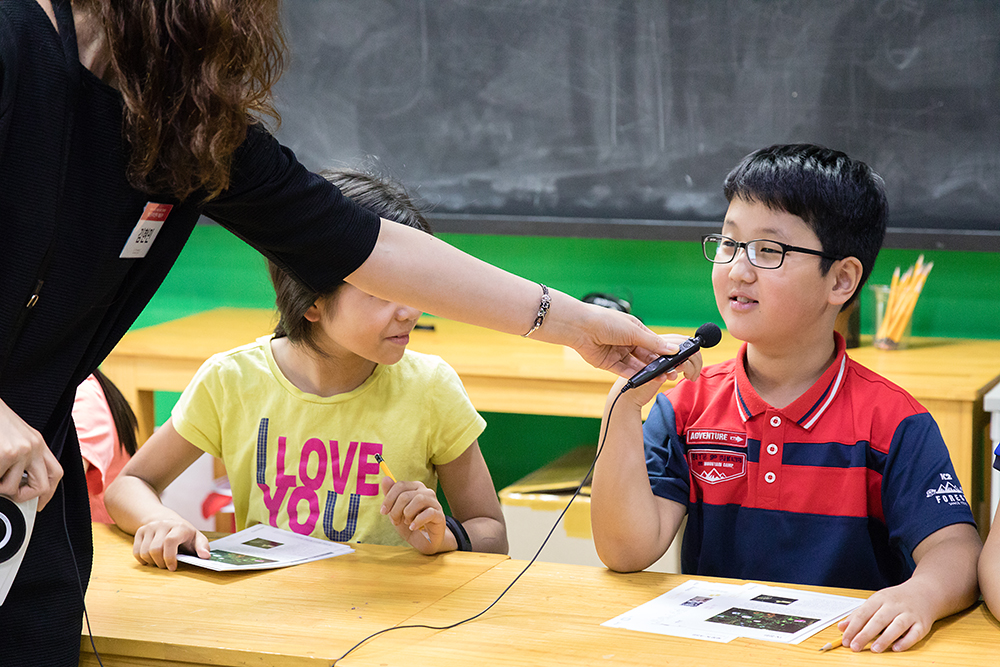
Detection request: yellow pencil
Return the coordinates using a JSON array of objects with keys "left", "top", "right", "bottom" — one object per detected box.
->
[
  {"left": 374, "top": 453, "right": 396, "bottom": 483},
  {"left": 878, "top": 266, "right": 907, "bottom": 341},
  {"left": 884, "top": 266, "right": 901, "bottom": 323},
  {"left": 374, "top": 453, "right": 431, "bottom": 542},
  {"left": 876, "top": 257, "right": 933, "bottom": 347},
  {"left": 888, "top": 289, "right": 918, "bottom": 343},
  {"left": 890, "top": 264, "right": 932, "bottom": 343}
]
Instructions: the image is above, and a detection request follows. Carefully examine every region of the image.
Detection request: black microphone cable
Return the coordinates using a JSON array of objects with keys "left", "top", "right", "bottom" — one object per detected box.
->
[
  {"left": 62, "top": 478, "right": 106, "bottom": 667},
  {"left": 331, "top": 386, "right": 629, "bottom": 665}
]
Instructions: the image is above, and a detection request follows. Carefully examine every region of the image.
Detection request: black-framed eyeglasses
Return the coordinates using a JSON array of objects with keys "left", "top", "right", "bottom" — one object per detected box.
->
[{"left": 701, "top": 234, "right": 843, "bottom": 270}]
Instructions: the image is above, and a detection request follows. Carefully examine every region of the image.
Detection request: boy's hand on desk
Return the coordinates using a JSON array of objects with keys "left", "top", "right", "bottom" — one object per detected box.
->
[
  {"left": 837, "top": 581, "right": 932, "bottom": 653},
  {"left": 379, "top": 477, "right": 449, "bottom": 555},
  {"left": 133, "top": 519, "right": 210, "bottom": 571}
]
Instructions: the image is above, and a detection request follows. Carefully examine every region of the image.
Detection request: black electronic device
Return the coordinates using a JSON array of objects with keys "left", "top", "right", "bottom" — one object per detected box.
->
[
  {"left": 582, "top": 292, "right": 632, "bottom": 314},
  {"left": 624, "top": 322, "right": 723, "bottom": 390}
]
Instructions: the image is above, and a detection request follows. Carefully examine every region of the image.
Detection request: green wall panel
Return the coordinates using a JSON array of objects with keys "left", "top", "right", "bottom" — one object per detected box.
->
[
  {"left": 136, "top": 225, "right": 999, "bottom": 495},
  {"left": 132, "top": 225, "right": 275, "bottom": 329},
  {"left": 135, "top": 225, "right": 999, "bottom": 339},
  {"left": 439, "top": 233, "right": 1000, "bottom": 340}
]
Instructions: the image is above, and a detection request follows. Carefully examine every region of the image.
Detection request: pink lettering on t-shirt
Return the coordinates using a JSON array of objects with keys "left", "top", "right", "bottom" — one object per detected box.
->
[
  {"left": 286, "top": 486, "right": 319, "bottom": 535},
  {"left": 356, "top": 442, "right": 382, "bottom": 496},
  {"left": 258, "top": 483, "right": 291, "bottom": 527},
  {"left": 329, "top": 440, "right": 358, "bottom": 495},
  {"left": 299, "top": 438, "right": 327, "bottom": 490}
]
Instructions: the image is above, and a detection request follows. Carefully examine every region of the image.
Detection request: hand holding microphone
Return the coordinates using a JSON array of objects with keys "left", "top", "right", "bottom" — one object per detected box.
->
[{"left": 623, "top": 323, "right": 722, "bottom": 391}]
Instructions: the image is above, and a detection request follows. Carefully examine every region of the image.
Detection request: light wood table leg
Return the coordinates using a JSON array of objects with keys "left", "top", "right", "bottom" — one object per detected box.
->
[{"left": 99, "top": 358, "right": 156, "bottom": 446}]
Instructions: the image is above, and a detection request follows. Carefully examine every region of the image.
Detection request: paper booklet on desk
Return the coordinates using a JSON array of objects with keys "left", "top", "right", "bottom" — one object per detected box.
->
[
  {"left": 176, "top": 524, "right": 353, "bottom": 572},
  {"left": 603, "top": 579, "right": 861, "bottom": 645}
]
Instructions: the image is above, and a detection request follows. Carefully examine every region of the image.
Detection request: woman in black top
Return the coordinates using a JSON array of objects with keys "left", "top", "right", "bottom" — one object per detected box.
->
[{"left": 0, "top": 2, "right": 697, "bottom": 663}]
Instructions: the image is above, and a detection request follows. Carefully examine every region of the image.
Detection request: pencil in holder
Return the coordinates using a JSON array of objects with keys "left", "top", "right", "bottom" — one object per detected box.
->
[
  {"left": 871, "top": 284, "right": 911, "bottom": 349},
  {"left": 871, "top": 255, "right": 932, "bottom": 350}
]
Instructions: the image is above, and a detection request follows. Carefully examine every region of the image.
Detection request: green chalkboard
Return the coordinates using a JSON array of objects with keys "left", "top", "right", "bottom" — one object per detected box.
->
[{"left": 273, "top": 0, "right": 1000, "bottom": 250}]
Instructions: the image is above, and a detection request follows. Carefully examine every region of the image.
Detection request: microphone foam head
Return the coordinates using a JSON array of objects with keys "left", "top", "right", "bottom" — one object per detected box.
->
[{"left": 695, "top": 322, "right": 723, "bottom": 348}]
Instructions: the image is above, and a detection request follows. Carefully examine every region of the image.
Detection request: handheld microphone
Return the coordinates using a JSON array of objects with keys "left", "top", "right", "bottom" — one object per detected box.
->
[{"left": 623, "top": 322, "right": 722, "bottom": 391}]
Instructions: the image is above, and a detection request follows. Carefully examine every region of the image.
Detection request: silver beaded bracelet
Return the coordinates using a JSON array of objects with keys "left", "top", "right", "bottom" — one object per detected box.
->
[{"left": 522, "top": 283, "right": 551, "bottom": 337}]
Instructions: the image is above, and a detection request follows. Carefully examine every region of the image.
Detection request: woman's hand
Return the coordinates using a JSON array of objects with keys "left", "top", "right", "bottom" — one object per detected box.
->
[
  {"left": 565, "top": 306, "right": 705, "bottom": 382},
  {"left": 132, "top": 518, "right": 211, "bottom": 571},
  {"left": 380, "top": 477, "right": 451, "bottom": 554},
  {"left": 0, "top": 399, "right": 63, "bottom": 510}
]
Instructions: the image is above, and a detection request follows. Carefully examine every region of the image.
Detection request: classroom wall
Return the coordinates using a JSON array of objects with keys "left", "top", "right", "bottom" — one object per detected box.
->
[{"left": 138, "top": 224, "right": 1000, "bottom": 491}]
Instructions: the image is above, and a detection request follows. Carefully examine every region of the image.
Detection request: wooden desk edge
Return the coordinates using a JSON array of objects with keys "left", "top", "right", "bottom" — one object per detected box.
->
[{"left": 82, "top": 524, "right": 512, "bottom": 666}]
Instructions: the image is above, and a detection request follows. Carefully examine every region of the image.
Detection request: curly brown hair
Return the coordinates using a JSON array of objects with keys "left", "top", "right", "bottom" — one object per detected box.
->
[{"left": 79, "top": 0, "right": 286, "bottom": 201}]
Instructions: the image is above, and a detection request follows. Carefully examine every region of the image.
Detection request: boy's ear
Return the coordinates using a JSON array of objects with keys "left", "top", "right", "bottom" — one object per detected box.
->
[{"left": 829, "top": 257, "right": 864, "bottom": 306}]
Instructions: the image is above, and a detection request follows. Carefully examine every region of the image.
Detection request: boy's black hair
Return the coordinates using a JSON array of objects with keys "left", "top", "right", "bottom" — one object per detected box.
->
[
  {"left": 723, "top": 144, "right": 888, "bottom": 307},
  {"left": 269, "top": 167, "right": 432, "bottom": 354}
]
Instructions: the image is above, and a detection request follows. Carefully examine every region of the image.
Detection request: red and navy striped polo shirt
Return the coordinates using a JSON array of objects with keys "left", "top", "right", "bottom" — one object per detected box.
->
[{"left": 644, "top": 334, "right": 975, "bottom": 590}]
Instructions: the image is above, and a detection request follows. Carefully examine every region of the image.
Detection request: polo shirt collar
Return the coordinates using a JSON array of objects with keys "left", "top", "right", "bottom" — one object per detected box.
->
[{"left": 733, "top": 333, "right": 849, "bottom": 429}]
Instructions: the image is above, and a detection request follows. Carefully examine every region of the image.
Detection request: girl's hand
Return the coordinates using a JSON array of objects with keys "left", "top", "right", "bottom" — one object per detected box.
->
[
  {"left": 0, "top": 399, "right": 62, "bottom": 510},
  {"left": 380, "top": 476, "right": 448, "bottom": 554},
  {"left": 132, "top": 519, "right": 210, "bottom": 571}
]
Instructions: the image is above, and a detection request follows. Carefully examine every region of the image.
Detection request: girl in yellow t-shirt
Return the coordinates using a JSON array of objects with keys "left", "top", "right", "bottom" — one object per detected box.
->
[{"left": 106, "top": 169, "right": 508, "bottom": 570}]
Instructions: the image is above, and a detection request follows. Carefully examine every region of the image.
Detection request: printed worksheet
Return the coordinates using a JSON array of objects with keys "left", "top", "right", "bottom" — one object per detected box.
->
[
  {"left": 177, "top": 524, "right": 353, "bottom": 571},
  {"left": 603, "top": 579, "right": 749, "bottom": 643},
  {"left": 603, "top": 580, "right": 862, "bottom": 645}
]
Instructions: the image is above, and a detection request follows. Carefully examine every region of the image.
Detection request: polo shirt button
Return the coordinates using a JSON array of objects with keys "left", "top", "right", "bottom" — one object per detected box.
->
[
  {"left": 766, "top": 443, "right": 778, "bottom": 455},
  {"left": 764, "top": 472, "right": 776, "bottom": 483},
  {"left": 770, "top": 416, "right": 781, "bottom": 427}
]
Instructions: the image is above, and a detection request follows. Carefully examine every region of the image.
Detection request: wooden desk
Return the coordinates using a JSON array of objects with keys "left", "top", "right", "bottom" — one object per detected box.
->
[
  {"left": 82, "top": 524, "right": 1000, "bottom": 667},
  {"left": 101, "top": 308, "right": 1000, "bottom": 528},
  {"left": 341, "top": 558, "right": 1000, "bottom": 667},
  {"left": 80, "top": 523, "right": 509, "bottom": 666}
]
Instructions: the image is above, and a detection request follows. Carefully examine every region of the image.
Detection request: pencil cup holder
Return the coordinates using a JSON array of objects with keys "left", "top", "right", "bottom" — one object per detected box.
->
[{"left": 870, "top": 284, "right": 912, "bottom": 350}]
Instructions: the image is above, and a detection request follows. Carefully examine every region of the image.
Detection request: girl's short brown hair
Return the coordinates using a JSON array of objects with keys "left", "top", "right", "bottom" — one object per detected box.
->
[{"left": 269, "top": 168, "right": 432, "bottom": 353}]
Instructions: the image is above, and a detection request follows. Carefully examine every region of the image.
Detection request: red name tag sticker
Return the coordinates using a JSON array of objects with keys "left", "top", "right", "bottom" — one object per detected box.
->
[{"left": 120, "top": 202, "right": 173, "bottom": 258}]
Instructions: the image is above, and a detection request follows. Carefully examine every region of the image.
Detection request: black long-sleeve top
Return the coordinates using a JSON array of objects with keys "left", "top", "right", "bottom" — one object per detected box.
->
[{"left": 1, "top": 3, "right": 382, "bottom": 661}]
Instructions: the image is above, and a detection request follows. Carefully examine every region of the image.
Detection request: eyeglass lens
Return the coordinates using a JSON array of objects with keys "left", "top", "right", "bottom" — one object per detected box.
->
[{"left": 705, "top": 236, "right": 785, "bottom": 268}]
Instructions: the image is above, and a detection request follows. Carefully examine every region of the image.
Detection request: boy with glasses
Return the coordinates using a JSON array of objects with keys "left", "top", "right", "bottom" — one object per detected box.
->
[{"left": 591, "top": 144, "right": 981, "bottom": 653}]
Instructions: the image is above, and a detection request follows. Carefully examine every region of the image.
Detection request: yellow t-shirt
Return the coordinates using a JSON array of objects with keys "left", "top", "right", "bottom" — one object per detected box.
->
[{"left": 172, "top": 336, "right": 486, "bottom": 546}]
